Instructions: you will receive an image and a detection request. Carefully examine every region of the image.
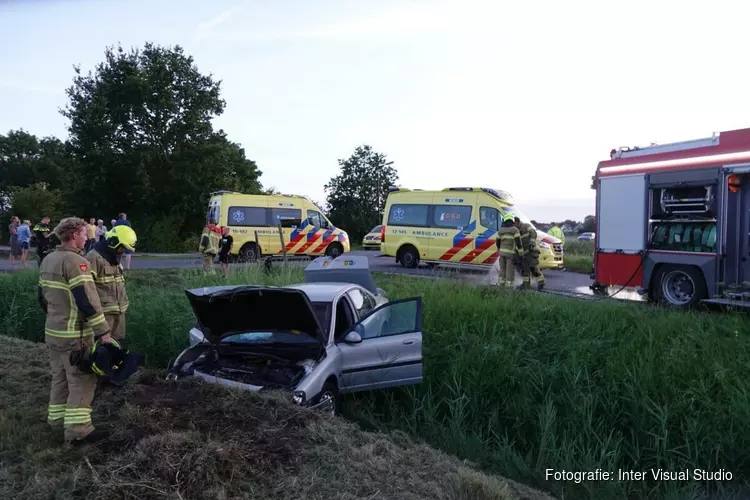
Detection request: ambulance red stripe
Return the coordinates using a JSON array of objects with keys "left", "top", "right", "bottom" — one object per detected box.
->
[
  {"left": 459, "top": 239, "right": 495, "bottom": 263},
  {"left": 439, "top": 237, "right": 473, "bottom": 260}
]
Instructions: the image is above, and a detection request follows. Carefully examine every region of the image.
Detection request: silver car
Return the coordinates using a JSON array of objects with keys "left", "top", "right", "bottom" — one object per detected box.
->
[{"left": 167, "top": 255, "right": 424, "bottom": 415}]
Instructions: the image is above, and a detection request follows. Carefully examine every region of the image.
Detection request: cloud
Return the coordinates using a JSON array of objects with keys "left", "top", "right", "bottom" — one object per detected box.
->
[
  {"left": 195, "top": 6, "right": 240, "bottom": 41},
  {"left": 0, "top": 79, "right": 63, "bottom": 96},
  {"left": 205, "top": 0, "right": 500, "bottom": 43}
]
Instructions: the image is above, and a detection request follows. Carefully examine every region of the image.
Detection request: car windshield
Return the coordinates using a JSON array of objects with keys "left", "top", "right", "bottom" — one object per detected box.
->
[
  {"left": 500, "top": 205, "right": 533, "bottom": 225},
  {"left": 371, "top": 225, "right": 382, "bottom": 233},
  {"left": 220, "top": 332, "right": 320, "bottom": 345},
  {"left": 310, "top": 301, "right": 331, "bottom": 331}
]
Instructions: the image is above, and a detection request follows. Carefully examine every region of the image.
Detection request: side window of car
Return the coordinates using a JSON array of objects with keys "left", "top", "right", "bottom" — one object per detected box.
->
[
  {"left": 333, "top": 296, "right": 355, "bottom": 341},
  {"left": 347, "top": 288, "right": 376, "bottom": 319},
  {"left": 480, "top": 206, "right": 498, "bottom": 230},
  {"left": 356, "top": 299, "right": 420, "bottom": 340},
  {"left": 307, "top": 210, "right": 329, "bottom": 229}
]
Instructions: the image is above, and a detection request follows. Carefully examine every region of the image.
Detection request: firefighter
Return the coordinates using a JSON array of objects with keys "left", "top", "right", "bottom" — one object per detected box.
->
[
  {"left": 198, "top": 218, "right": 222, "bottom": 272},
  {"left": 515, "top": 217, "right": 545, "bottom": 290},
  {"left": 496, "top": 213, "right": 524, "bottom": 287},
  {"left": 85, "top": 225, "right": 137, "bottom": 343},
  {"left": 38, "top": 217, "right": 111, "bottom": 445}
]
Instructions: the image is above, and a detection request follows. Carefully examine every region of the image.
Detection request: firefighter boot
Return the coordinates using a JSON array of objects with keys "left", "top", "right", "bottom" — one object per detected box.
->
[{"left": 68, "top": 429, "right": 110, "bottom": 447}]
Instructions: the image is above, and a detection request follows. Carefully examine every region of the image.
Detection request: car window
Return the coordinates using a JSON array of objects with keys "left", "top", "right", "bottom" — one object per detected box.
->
[
  {"left": 433, "top": 205, "right": 472, "bottom": 229},
  {"left": 228, "top": 206, "right": 268, "bottom": 226},
  {"left": 333, "top": 297, "right": 355, "bottom": 341},
  {"left": 371, "top": 225, "right": 382, "bottom": 233},
  {"left": 307, "top": 210, "right": 329, "bottom": 229},
  {"left": 310, "top": 302, "right": 331, "bottom": 331},
  {"left": 270, "top": 208, "right": 302, "bottom": 228},
  {"left": 346, "top": 288, "right": 376, "bottom": 318},
  {"left": 387, "top": 204, "right": 429, "bottom": 226},
  {"left": 356, "top": 299, "right": 419, "bottom": 340},
  {"left": 480, "top": 206, "right": 499, "bottom": 230}
]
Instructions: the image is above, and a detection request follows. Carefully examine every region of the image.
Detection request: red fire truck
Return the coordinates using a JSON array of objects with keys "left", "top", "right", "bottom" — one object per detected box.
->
[{"left": 591, "top": 127, "right": 750, "bottom": 309}]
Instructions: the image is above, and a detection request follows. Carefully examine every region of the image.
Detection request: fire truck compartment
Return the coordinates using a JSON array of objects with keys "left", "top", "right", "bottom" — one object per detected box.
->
[{"left": 597, "top": 174, "right": 647, "bottom": 252}]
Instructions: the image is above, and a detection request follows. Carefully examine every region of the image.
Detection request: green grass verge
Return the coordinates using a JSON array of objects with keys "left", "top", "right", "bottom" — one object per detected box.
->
[
  {"left": 562, "top": 239, "right": 594, "bottom": 274},
  {"left": 2, "top": 266, "right": 749, "bottom": 499}
]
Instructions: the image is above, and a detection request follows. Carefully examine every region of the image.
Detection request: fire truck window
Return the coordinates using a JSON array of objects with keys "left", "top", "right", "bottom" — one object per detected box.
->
[{"left": 480, "top": 206, "right": 499, "bottom": 230}]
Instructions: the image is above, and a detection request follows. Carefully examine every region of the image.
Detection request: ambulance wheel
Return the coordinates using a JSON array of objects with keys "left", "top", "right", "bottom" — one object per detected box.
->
[
  {"left": 239, "top": 243, "right": 259, "bottom": 263},
  {"left": 325, "top": 242, "right": 343, "bottom": 258},
  {"left": 398, "top": 245, "right": 419, "bottom": 269},
  {"left": 653, "top": 265, "right": 707, "bottom": 309}
]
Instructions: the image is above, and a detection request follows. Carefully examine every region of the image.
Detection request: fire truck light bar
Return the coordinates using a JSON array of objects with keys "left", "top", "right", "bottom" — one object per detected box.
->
[{"left": 600, "top": 150, "right": 750, "bottom": 175}]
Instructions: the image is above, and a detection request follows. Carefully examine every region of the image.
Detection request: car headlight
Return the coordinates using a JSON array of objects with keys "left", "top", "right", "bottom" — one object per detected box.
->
[
  {"left": 538, "top": 241, "right": 550, "bottom": 249},
  {"left": 292, "top": 391, "right": 306, "bottom": 405}
]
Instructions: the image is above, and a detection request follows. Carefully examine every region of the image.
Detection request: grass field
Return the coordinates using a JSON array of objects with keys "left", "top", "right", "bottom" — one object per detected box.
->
[
  {"left": 562, "top": 239, "right": 594, "bottom": 274},
  {"left": 2, "top": 264, "right": 750, "bottom": 499}
]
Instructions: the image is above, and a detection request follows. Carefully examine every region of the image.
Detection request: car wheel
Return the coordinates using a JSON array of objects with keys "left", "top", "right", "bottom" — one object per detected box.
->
[
  {"left": 314, "top": 380, "right": 341, "bottom": 416},
  {"left": 398, "top": 245, "right": 419, "bottom": 269},
  {"left": 239, "top": 243, "right": 259, "bottom": 263},
  {"left": 654, "top": 265, "right": 707, "bottom": 309},
  {"left": 325, "top": 242, "right": 343, "bottom": 258}
]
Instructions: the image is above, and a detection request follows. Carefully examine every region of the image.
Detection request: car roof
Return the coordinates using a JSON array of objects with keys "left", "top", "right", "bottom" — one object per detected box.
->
[{"left": 286, "top": 282, "right": 358, "bottom": 302}]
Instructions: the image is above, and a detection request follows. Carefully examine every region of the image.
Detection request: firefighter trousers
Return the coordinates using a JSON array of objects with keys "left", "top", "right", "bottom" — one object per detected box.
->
[
  {"left": 202, "top": 253, "right": 215, "bottom": 272},
  {"left": 104, "top": 313, "right": 126, "bottom": 340},
  {"left": 45, "top": 335, "right": 97, "bottom": 442},
  {"left": 520, "top": 257, "right": 545, "bottom": 287},
  {"left": 498, "top": 255, "right": 516, "bottom": 286}
]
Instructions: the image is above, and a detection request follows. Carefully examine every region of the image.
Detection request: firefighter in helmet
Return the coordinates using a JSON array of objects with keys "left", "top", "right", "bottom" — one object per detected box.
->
[
  {"left": 198, "top": 218, "right": 222, "bottom": 272},
  {"left": 38, "top": 217, "right": 111, "bottom": 445},
  {"left": 85, "top": 225, "right": 137, "bottom": 343},
  {"left": 514, "top": 217, "right": 545, "bottom": 290},
  {"left": 496, "top": 213, "right": 524, "bottom": 286}
]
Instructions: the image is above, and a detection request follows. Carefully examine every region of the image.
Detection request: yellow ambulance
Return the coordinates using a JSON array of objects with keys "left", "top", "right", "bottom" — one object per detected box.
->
[
  {"left": 206, "top": 191, "right": 350, "bottom": 261},
  {"left": 380, "top": 187, "right": 564, "bottom": 269}
]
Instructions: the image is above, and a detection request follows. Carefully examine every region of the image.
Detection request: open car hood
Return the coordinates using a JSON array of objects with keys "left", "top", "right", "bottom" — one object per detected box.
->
[{"left": 185, "top": 285, "right": 327, "bottom": 345}]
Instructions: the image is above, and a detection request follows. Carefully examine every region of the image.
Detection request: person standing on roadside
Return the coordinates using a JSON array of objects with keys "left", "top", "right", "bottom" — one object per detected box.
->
[
  {"left": 217, "top": 226, "right": 233, "bottom": 277},
  {"left": 85, "top": 218, "right": 97, "bottom": 253},
  {"left": 33, "top": 216, "right": 54, "bottom": 267},
  {"left": 198, "top": 218, "right": 222, "bottom": 273},
  {"left": 95, "top": 219, "right": 107, "bottom": 243},
  {"left": 17, "top": 219, "right": 32, "bottom": 268},
  {"left": 495, "top": 213, "right": 524, "bottom": 287},
  {"left": 38, "top": 217, "right": 111, "bottom": 445},
  {"left": 113, "top": 213, "right": 133, "bottom": 270},
  {"left": 86, "top": 225, "right": 137, "bottom": 345},
  {"left": 8, "top": 215, "right": 21, "bottom": 266}
]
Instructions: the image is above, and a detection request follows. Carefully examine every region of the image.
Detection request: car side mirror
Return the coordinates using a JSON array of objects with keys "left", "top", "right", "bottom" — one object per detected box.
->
[{"left": 344, "top": 331, "right": 362, "bottom": 344}]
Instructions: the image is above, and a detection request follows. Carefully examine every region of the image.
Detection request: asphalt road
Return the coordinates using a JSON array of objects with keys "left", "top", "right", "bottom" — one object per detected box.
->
[{"left": 0, "top": 248, "right": 596, "bottom": 295}]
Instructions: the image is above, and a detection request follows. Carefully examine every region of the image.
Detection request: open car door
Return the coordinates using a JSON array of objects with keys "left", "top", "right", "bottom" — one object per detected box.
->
[{"left": 336, "top": 297, "right": 423, "bottom": 393}]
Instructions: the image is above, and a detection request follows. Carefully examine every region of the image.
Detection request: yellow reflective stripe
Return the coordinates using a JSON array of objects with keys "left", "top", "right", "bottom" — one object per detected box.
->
[
  {"left": 101, "top": 304, "right": 126, "bottom": 313},
  {"left": 68, "top": 274, "right": 93, "bottom": 287},
  {"left": 90, "top": 270, "right": 98, "bottom": 277},
  {"left": 94, "top": 276, "right": 117, "bottom": 284},
  {"left": 65, "top": 408, "right": 92, "bottom": 415},
  {"left": 45, "top": 328, "right": 93, "bottom": 338},
  {"left": 39, "top": 279, "right": 69, "bottom": 290},
  {"left": 48, "top": 404, "right": 67, "bottom": 409},
  {"left": 87, "top": 313, "right": 106, "bottom": 327},
  {"left": 64, "top": 416, "right": 92, "bottom": 425}
]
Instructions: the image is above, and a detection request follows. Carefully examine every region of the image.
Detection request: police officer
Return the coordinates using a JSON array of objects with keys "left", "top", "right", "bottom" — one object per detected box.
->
[
  {"left": 38, "top": 217, "right": 111, "bottom": 445},
  {"left": 515, "top": 217, "right": 545, "bottom": 290},
  {"left": 496, "top": 213, "right": 524, "bottom": 287},
  {"left": 33, "top": 216, "right": 54, "bottom": 267},
  {"left": 198, "top": 218, "right": 222, "bottom": 271},
  {"left": 85, "top": 225, "right": 137, "bottom": 343}
]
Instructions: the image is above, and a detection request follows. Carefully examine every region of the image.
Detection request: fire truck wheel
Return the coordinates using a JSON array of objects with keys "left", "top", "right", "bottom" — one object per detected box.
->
[{"left": 653, "top": 265, "right": 707, "bottom": 309}]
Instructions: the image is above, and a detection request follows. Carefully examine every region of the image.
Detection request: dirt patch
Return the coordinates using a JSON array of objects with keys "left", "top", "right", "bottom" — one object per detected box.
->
[{"left": 1, "top": 336, "right": 557, "bottom": 500}]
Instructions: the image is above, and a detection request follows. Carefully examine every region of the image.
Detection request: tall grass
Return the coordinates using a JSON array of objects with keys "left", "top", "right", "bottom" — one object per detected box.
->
[
  {"left": 562, "top": 239, "right": 594, "bottom": 274},
  {"left": 2, "top": 266, "right": 749, "bottom": 499}
]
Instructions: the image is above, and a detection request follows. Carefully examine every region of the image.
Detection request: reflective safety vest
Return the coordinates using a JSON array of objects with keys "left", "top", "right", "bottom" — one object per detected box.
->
[
  {"left": 86, "top": 249, "right": 128, "bottom": 315},
  {"left": 38, "top": 247, "right": 109, "bottom": 339},
  {"left": 198, "top": 225, "right": 221, "bottom": 255},
  {"left": 496, "top": 226, "right": 524, "bottom": 257}
]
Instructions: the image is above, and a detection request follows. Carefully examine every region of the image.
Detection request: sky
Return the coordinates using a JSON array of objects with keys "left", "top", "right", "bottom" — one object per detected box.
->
[{"left": 2, "top": 0, "right": 750, "bottom": 222}]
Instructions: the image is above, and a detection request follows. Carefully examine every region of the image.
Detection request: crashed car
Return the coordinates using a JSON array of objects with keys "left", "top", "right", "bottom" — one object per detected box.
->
[{"left": 167, "top": 255, "right": 423, "bottom": 415}]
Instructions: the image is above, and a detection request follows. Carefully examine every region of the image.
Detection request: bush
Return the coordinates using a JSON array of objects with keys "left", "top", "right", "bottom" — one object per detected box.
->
[{"left": 2, "top": 266, "right": 749, "bottom": 499}]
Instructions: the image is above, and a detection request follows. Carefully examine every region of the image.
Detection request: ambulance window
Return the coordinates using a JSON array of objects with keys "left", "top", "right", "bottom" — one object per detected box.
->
[
  {"left": 227, "top": 206, "right": 268, "bottom": 226},
  {"left": 480, "top": 206, "right": 499, "bottom": 230},
  {"left": 308, "top": 210, "right": 328, "bottom": 228},
  {"left": 433, "top": 205, "right": 472, "bottom": 229},
  {"left": 387, "top": 204, "right": 429, "bottom": 227},
  {"left": 271, "top": 208, "right": 302, "bottom": 228}
]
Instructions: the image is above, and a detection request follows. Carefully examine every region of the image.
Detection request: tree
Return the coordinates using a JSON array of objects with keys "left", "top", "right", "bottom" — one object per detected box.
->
[
  {"left": 60, "top": 42, "right": 263, "bottom": 244},
  {"left": 583, "top": 215, "right": 595, "bottom": 233},
  {"left": 324, "top": 145, "right": 398, "bottom": 241},
  {"left": 9, "top": 183, "right": 66, "bottom": 223}
]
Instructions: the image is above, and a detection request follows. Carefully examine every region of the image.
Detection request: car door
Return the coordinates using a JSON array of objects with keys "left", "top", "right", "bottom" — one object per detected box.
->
[{"left": 337, "top": 297, "right": 423, "bottom": 393}]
